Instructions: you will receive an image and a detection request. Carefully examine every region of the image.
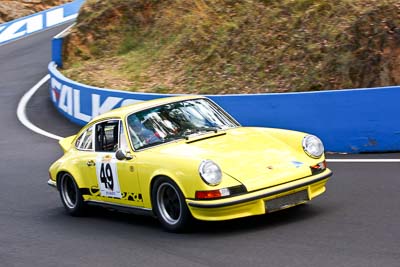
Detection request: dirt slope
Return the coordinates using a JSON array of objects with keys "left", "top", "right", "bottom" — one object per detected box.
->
[{"left": 62, "top": 0, "right": 400, "bottom": 94}]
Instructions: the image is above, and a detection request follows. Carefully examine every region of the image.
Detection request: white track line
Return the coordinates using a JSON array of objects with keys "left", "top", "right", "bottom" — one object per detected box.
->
[
  {"left": 327, "top": 159, "right": 400, "bottom": 163},
  {"left": 17, "top": 77, "right": 400, "bottom": 162},
  {"left": 17, "top": 74, "right": 62, "bottom": 140}
]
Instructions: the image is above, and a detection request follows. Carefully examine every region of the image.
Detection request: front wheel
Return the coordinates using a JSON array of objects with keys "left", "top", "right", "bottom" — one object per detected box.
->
[
  {"left": 152, "top": 177, "right": 192, "bottom": 232},
  {"left": 58, "top": 173, "right": 86, "bottom": 216}
]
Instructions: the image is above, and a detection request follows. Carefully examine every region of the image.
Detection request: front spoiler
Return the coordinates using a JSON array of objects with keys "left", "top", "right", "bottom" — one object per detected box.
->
[{"left": 187, "top": 169, "right": 332, "bottom": 209}]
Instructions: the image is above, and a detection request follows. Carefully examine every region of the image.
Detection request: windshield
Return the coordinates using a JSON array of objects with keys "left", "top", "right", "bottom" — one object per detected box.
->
[{"left": 126, "top": 98, "right": 239, "bottom": 150}]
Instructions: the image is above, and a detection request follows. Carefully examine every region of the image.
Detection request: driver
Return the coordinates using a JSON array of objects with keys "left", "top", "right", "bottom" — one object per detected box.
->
[{"left": 128, "top": 115, "right": 161, "bottom": 148}]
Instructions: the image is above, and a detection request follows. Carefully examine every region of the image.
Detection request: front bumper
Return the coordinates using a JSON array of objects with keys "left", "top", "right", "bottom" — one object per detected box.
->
[{"left": 186, "top": 169, "right": 332, "bottom": 221}]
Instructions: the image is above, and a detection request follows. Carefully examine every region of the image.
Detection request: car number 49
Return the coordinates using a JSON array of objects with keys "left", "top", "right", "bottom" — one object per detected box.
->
[{"left": 96, "top": 156, "right": 122, "bottom": 198}]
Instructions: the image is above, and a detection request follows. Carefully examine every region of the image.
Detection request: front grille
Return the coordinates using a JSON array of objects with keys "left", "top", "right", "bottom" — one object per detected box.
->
[{"left": 265, "top": 190, "right": 309, "bottom": 212}]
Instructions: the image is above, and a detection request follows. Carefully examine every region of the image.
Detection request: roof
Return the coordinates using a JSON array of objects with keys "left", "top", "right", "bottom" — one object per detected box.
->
[{"left": 91, "top": 95, "right": 207, "bottom": 122}]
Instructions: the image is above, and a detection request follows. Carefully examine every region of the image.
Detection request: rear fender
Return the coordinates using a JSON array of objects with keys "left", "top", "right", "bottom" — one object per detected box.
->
[{"left": 55, "top": 164, "right": 88, "bottom": 191}]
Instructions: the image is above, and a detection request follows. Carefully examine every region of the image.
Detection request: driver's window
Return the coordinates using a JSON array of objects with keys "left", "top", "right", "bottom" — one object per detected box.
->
[{"left": 95, "top": 120, "right": 120, "bottom": 152}]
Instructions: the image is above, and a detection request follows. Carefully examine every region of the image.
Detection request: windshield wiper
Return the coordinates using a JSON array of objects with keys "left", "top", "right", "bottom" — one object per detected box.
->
[
  {"left": 182, "top": 127, "right": 220, "bottom": 139},
  {"left": 185, "top": 131, "right": 227, "bottom": 143},
  {"left": 183, "top": 127, "right": 226, "bottom": 141},
  {"left": 198, "top": 127, "right": 220, "bottom": 133}
]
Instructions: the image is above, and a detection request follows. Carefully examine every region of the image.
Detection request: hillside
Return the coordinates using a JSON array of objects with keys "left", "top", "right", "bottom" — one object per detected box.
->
[
  {"left": 0, "top": 0, "right": 72, "bottom": 23},
  {"left": 62, "top": 0, "right": 400, "bottom": 94}
]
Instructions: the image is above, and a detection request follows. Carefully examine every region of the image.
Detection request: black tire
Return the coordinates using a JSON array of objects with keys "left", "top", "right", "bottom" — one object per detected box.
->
[
  {"left": 152, "top": 177, "right": 192, "bottom": 232},
  {"left": 58, "top": 173, "right": 86, "bottom": 216}
]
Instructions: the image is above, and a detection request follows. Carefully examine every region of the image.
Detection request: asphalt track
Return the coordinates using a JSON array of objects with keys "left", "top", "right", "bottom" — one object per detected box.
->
[{"left": 1, "top": 25, "right": 400, "bottom": 267}]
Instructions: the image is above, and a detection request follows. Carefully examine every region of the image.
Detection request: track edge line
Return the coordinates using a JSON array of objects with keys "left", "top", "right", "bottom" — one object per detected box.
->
[{"left": 16, "top": 74, "right": 63, "bottom": 141}]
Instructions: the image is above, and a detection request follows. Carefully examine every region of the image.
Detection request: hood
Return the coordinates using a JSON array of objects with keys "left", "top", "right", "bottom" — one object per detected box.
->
[{"left": 154, "top": 128, "right": 313, "bottom": 191}]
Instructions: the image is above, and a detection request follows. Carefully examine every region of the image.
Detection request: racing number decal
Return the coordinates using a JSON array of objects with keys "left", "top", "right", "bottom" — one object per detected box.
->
[
  {"left": 99, "top": 163, "right": 114, "bottom": 190},
  {"left": 96, "top": 156, "right": 122, "bottom": 198}
]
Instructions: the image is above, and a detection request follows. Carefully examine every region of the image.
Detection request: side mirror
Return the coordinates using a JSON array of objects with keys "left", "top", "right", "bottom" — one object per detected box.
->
[{"left": 115, "top": 149, "right": 133, "bottom": 160}]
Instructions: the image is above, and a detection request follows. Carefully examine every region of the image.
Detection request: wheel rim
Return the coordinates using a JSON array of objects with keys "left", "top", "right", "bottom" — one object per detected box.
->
[
  {"left": 60, "top": 174, "right": 78, "bottom": 209},
  {"left": 157, "top": 182, "right": 181, "bottom": 225}
]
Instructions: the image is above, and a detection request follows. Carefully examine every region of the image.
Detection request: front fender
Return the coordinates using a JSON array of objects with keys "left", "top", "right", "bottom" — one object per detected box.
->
[{"left": 144, "top": 166, "right": 243, "bottom": 209}]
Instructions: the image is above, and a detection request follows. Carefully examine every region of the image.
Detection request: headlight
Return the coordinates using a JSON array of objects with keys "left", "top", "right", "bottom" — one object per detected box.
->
[
  {"left": 302, "top": 135, "right": 324, "bottom": 158},
  {"left": 199, "top": 160, "right": 222, "bottom": 186}
]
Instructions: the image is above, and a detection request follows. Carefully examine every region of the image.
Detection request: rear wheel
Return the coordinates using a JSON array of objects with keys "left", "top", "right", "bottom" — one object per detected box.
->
[
  {"left": 58, "top": 173, "right": 85, "bottom": 216},
  {"left": 152, "top": 177, "right": 192, "bottom": 232}
]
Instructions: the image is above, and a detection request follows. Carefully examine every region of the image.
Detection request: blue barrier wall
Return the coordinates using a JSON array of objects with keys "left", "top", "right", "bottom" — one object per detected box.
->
[
  {"left": 0, "top": 0, "right": 84, "bottom": 45},
  {"left": 52, "top": 24, "right": 74, "bottom": 67},
  {"left": 52, "top": 37, "right": 64, "bottom": 67},
  {"left": 48, "top": 62, "right": 400, "bottom": 153}
]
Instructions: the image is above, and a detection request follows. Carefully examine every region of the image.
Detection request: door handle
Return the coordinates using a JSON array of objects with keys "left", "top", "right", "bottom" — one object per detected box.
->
[{"left": 87, "top": 160, "right": 96, "bottom": 167}]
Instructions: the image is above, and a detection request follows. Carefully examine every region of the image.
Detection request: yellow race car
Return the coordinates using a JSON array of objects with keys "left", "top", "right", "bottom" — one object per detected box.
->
[{"left": 48, "top": 95, "right": 332, "bottom": 232}]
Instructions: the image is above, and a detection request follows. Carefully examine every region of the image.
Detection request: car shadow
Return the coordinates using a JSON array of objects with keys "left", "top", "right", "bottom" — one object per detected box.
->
[
  {"left": 190, "top": 204, "right": 324, "bottom": 235},
  {"left": 45, "top": 202, "right": 325, "bottom": 235},
  {"left": 93, "top": 202, "right": 323, "bottom": 234}
]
